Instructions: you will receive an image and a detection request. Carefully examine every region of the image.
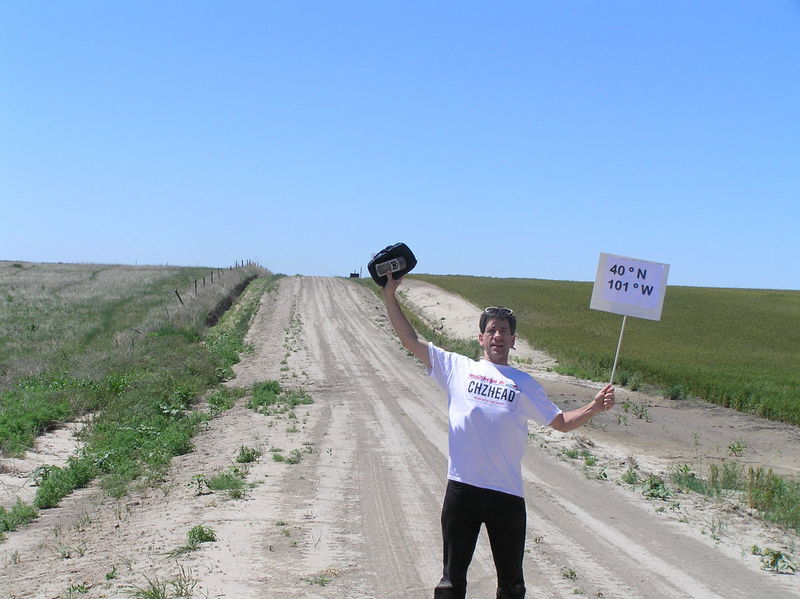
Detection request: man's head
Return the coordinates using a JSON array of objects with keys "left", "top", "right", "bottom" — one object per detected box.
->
[{"left": 478, "top": 307, "right": 517, "bottom": 365}]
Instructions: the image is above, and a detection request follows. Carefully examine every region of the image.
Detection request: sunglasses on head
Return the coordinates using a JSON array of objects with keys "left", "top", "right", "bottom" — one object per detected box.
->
[{"left": 484, "top": 307, "right": 513, "bottom": 317}]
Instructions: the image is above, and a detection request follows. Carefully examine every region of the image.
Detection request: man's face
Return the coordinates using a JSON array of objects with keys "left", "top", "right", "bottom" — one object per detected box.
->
[{"left": 479, "top": 317, "right": 515, "bottom": 365}]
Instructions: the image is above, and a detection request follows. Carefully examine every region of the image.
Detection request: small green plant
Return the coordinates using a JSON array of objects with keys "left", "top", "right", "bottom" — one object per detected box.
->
[
  {"left": 304, "top": 574, "right": 332, "bottom": 586},
  {"left": 562, "top": 568, "right": 578, "bottom": 580},
  {"left": 64, "top": 583, "right": 89, "bottom": 597},
  {"left": 630, "top": 402, "right": 651, "bottom": 421},
  {"left": 752, "top": 546, "right": 797, "bottom": 573},
  {"left": 562, "top": 448, "right": 579, "bottom": 459},
  {"left": 129, "top": 574, "right": 170, "bottom": 599},
  {"left": 621, "top": 467, "right": 639, "bottom": 485},
  {"left": 285, "top": 449, "right": 304, "bottom": 465},
  {"left": 206, "top": 466, "right": 248, "bottom": 498},
  {"left": 186, "top": 524, "right": 217, "bottom": 545},
  {"left": 727, "top": 440, "right": 747, "bottom": 457},
  {"left": 188, "top": 474, "right": 210, "bottom": 495},
  {"left": 747, "top": 466, "right": 800, "bottom": 531},
  {"left": 236, "top": 445, "right": 262, "bottom": 463},
  {"left": 0, "top": 499, "right": 39, "bottom": 537},
  {"left": 167, "top": 525, "right": 217, "bottom": 557},
  {"left": 170, "top": 563, "right": 198, "bottom": 597},
  {"left": 671, "top": 464, "right": 708, "bottom": 495},
  {"left": 106, "top": 566, "right": 118, "bottom": 580},
  {"left": 206, "top": 386, "right": 246, "bottom": 414},
  {"left": 642, "top": 476, "right": 671, "bottom": 500},
  {"left": 664, "top": 384, "right": 688, "bottom": 400},
  {"left": 702, "top": 514, "right": 728, "bottom": 541}
]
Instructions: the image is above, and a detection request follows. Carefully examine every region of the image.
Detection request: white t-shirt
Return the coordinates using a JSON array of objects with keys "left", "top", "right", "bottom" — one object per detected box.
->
[{"left": 428, "top": 342, "right": 562, "bottom": 498}]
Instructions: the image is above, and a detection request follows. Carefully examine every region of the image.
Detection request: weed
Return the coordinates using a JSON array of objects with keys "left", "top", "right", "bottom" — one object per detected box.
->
[
  {"left": 286, "top": 449, "right": 304, "bottom": 465},
  {"left": 728, "top": 440, "right": 747, "bottom": 457},
  {"left": 629, "top": 403, "right": 651, "bottom": 421},
  {"left": 206, "top": 386, "right": 246, "bottom": 415},
  {"left": 0, "top": 499, "right": 38, "bottom": 535},
  {"left": 562, "top": 568, "right": 578, "bottom": 580},
  {"left": 562, "top": 448, "right": 579, "bottom": 459},
  {"left": 106, "top": 566, "right": 118, "bottom": 580},
  {"left": 747, "top": 467, "right": 800, "bottom": 532},
  {"left": 170, "top": 563, "right": 198, "bottom": 597},
  {"left": 166, "top": 525, "right": 217, "bottom": 557},
  {"left": 621, "top": 468, "right": 639, "bottom": 485},
  {"left": 702, "top": 514, "right": 728, "bottom": 541},
  {"left": 708, "top": 461, "right": 743, "bottom": 491},
  {"left": 129, "top": 574, "right": 170, "bottom": 599},
  {"left": 186, "top": 525, "right": 217, "bottom": 545},
  {"left": 642, "top": 476, "right": 671, "bottom": 500},
  {"left": 236, "top": 445, "right": 262, "bottom": 463},
  {"left": 664, "top": 384, "right": 688, "bottom": 400},
  {"left": 304, "top": 574, "right": 332, "bottom": 586},
  {"left": 189, "top": 474, "right": 210, "bottom": 495},
  {"left": 752, "top": 546, "right": 797, "bottom": 573},
  {"left": 671, "top": 464, "right": 708, "bottom": 495},
  {"left": 64, "top": 584, "right": 89, "bottom": 597},
  {"left": 206, "top": 467, "right": 248, "bottom": 499}
]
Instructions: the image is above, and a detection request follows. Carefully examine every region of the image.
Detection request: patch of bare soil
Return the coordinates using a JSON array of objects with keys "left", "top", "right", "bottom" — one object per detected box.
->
[{"left": 1, "top": 276, "right": 798, "bottom": 599}]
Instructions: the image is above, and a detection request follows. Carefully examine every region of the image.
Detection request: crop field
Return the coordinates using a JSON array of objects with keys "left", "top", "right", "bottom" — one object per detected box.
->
[
  {"left": 412, "top": 274, "right": 800, "bottom": 426},
  {"left": 0, "top": 261, "right": 274, "bottom": 533}
]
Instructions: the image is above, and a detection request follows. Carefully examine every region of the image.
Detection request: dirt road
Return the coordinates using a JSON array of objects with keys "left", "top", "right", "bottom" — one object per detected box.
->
[{"left": 2, "top": 276, "right": 798, "bottom": 598}]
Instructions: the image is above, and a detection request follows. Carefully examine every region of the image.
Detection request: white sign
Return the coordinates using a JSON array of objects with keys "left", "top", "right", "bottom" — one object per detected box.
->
[{"left": 590, "top": 253, "right": 670, "bottom": 321}]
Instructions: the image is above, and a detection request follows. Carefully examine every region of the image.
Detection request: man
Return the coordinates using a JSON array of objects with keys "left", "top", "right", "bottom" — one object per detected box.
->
[{"left": 381, "top": 273, "right": 615, "bottom": 599}]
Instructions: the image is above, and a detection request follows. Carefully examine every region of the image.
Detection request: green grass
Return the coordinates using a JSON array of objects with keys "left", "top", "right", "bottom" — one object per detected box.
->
[
  {"left": 665, "top": 462, "right": 800, "bottom": 533},
  {"left": 0, "top": 500, "right": 39, "bottom": 539},
  {"left": 0, "top": 262, "right": 278, "bottom": 533},
  {"left": 247, "top": 380, "right": 313, "bottom": 415},
  {"left": 412, "top": 274, "right": 800, "bottom": 426}
]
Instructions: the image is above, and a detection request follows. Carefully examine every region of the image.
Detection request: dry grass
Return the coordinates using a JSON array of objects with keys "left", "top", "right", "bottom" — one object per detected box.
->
[{"left": 0, "top": 261, "right": 260, "bottom": 389}]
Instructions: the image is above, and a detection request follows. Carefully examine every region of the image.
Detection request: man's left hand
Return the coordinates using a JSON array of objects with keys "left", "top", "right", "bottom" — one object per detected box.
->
[{"left": 594, "top": 384, "right": 615, "bottom": 412}]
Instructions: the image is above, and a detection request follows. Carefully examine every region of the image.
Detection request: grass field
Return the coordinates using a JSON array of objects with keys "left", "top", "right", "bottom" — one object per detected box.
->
[
  {"left": 0, "top": 261, "right": 276, "bottom": 533},
  {"left": 411, "top": 274, "right": 800, "bottom": 427}
]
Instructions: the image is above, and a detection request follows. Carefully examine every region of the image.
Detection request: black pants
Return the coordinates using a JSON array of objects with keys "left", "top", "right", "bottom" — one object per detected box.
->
[{"left": 434, "top": 480, "right": 527, "bottom": 599}]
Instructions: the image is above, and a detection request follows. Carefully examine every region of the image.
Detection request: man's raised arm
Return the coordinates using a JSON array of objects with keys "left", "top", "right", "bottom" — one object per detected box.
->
[{"left": 381, "top": 273, "right": 432, "bottom": 369}]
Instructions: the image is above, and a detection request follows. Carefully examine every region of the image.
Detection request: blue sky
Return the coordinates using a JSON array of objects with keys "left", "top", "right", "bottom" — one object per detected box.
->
[{"left": 2, "top": 2, "right": 798, "bottom": 289}]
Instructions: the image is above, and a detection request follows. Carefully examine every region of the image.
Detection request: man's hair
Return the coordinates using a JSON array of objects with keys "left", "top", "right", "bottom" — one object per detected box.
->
[{"left": 479, "top": 308, "right": 516, "bottom": 335}]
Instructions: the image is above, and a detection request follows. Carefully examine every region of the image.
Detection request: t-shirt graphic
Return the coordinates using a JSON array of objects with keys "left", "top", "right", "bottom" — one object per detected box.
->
[{"left": 466, "top": 373, "right": 519, "bottom": 409}]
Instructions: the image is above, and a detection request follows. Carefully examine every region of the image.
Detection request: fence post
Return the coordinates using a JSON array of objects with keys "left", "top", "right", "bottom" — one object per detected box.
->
[{"left": 175, "top": 289, "right": 184, "bottom": 305}]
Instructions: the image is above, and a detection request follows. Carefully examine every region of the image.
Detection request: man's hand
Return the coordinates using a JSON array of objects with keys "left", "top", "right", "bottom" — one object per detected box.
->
[
  {"left": 382, "top": 271, "right": 402, "bottom": 296},
  {"left": 593, "top": 384, "right": 615, "bottom": 412}
]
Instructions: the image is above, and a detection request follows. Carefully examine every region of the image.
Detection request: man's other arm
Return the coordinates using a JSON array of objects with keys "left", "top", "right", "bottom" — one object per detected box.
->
[
  {"left": 549, "top": 384, "right": 615, "bottom": 432},
  {"left": 381, "top": 273, "right": 432, "bottom": 369}
]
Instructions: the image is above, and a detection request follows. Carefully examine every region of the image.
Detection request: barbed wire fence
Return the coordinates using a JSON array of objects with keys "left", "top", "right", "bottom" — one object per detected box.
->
[{"left": 116, "top": 260, "right": 267, "bottom": 350}]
